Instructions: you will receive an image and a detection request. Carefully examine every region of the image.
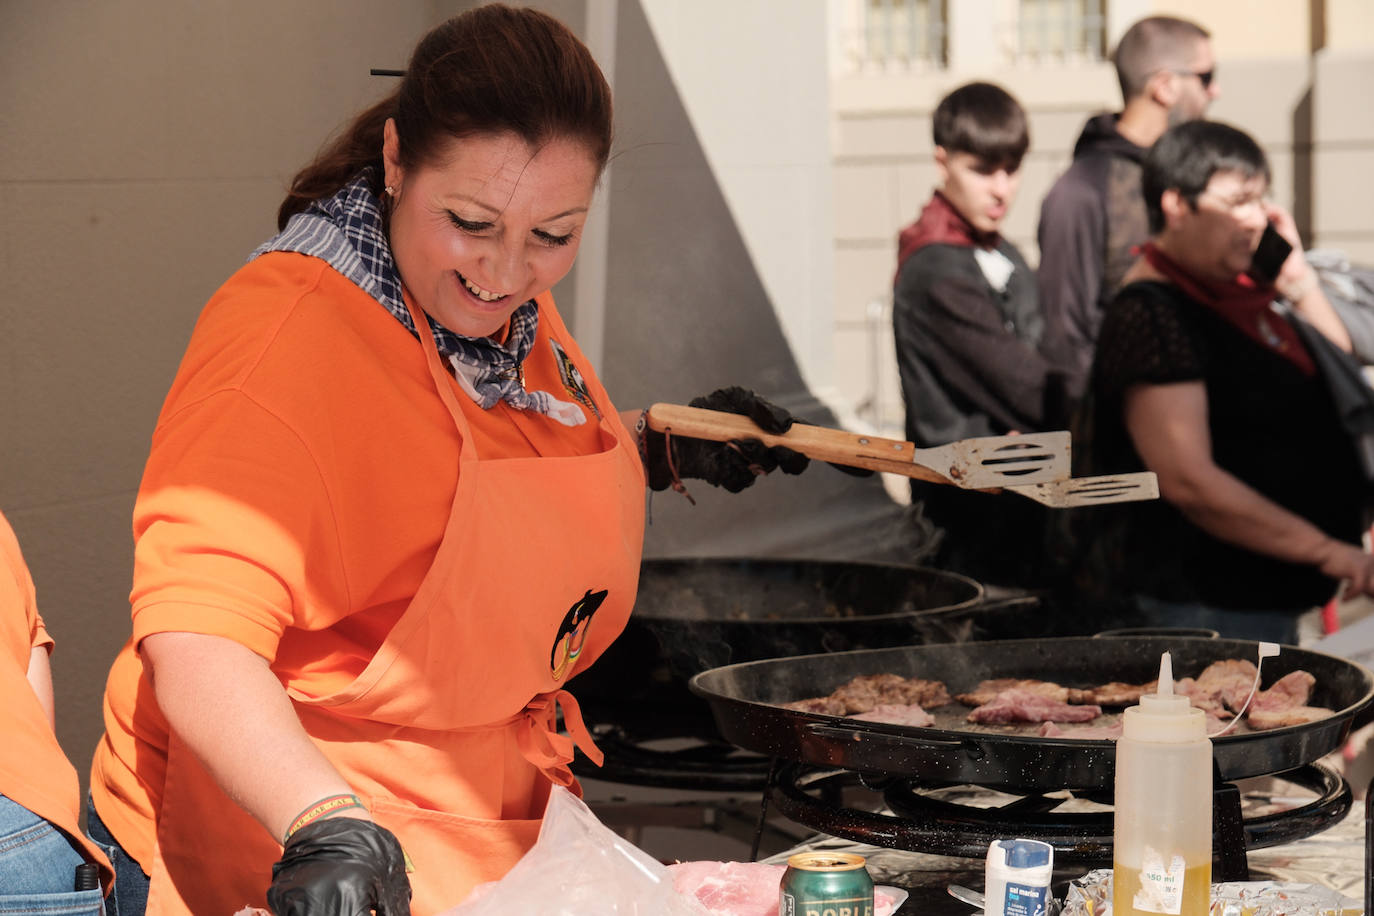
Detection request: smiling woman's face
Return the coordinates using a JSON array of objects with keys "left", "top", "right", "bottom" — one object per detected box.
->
[{"left": 382, "top": 124, "right": 600, "bottom": 339}]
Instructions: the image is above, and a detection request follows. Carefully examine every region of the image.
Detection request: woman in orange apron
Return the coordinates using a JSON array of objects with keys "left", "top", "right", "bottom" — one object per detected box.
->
[{"left": 86, "top": 6, "right": 809, "bottom": 915}]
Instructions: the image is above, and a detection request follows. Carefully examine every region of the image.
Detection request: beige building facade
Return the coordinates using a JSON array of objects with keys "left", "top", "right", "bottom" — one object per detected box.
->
[{"left": 831, "top": 0, "right": 1374, "bottom": 434}]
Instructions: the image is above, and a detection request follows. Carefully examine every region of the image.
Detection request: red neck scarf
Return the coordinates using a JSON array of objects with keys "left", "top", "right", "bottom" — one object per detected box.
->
[
  {"left": 896, "top": 192, "right": 999, "bottom": 279},
  {"left": 1141, "top": 242, "right": 1315, "bottom": 376}
]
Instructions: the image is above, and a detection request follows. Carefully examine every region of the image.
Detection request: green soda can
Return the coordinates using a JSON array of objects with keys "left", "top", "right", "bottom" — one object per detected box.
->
[{"left": 779, "top": 852, "right": 874, "bottom": 916}]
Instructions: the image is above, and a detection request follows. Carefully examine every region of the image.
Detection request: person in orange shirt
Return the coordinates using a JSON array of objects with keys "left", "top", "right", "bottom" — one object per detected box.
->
[
  {"left": 0, "top": 510, "right": 113, "bottom": 913},
  {"left": 86, "top": 6, "right": 810, "bottom": 915}
]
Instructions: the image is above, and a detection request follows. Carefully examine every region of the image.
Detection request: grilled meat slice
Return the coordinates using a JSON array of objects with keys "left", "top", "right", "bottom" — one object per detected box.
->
[
  {"left": 783, "top": 695, "right": 847, "bottom": 715},
  {"left": 1083, "top": 680, "right": 1156, "bottom": 706},
  {"left": 851, "top": 703, "right": 936, "bottom": 727},
  {"left": 956, "top": 679, "right": 1094, "bottom": 707},
  {"left": 1246, "top": 670, "right": 1332, "bottom": 730},
  {"left": 1195, "top": 658, "right": 1259, "bottom": 712},
  {"left": 1173, "top": 676, "right": 1233, "bottom": 718},
  {"left": 786, "top": 673, "right": 951, "bottom": 716},
  {"left": 1038, "top": 720, "right": 1123, "bottom": 740},
  {"left": 966, "top": 688, "right": 1102, "bottom": 725}
]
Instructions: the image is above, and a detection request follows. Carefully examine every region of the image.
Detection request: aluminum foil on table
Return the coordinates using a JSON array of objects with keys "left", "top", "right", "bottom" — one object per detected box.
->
[{"left": 1063, "top": 869, "right": 1362, "bottom": 916}]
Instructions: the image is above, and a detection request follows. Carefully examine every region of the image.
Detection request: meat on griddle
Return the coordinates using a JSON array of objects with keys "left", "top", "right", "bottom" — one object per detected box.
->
[
  {"left": 1172, "top": 676, "right": 1233, "bottom": 718},
  {"left": 851, "top": 702, "right": 935, "bottom": 727},
  {"left": 784, "top": 673, "right": 951, "bottom": 716},
  {"left": 1197, "top": 658, "right": 1259, "bottom": 712},
  {"left": 1246, "top": 670, "right": 1333, "bottom": 730},
  {"left": 966, "top": 688, "right": 1102, "bottom": 725},
  {"left": 955, "top": 678, "right": 1095, "bottom": 707},
  {"left": 782, "top": 660, "right": 1332, "bottom": 734},
  {"left": 1038, "top": 720, "right": 1123, "bottom": 740},
  {"left": 1039, "top": 710, "right": 1229, "bottom": 740},
  {"left": 784, "top": 695, "right": 847, "bottom": 716},
  {"left": 1081, "top": 680, "right": 1156, "bottom": 706}
]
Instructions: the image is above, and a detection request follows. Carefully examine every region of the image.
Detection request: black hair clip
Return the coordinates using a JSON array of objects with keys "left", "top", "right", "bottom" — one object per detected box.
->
[{"left": 369, "top": 69, "right": 405, "bottom": 77}]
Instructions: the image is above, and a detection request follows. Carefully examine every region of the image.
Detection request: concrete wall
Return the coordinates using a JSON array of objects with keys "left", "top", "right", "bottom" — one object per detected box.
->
[
  {"left": 638, "top": 0, "right": 838, "bottom": 408},
  {"left": 0, "top": 0, "right": 446, "bottom": 797},
  {"left": 831, "top": 0, "right": 1374, "bottom": 435}
]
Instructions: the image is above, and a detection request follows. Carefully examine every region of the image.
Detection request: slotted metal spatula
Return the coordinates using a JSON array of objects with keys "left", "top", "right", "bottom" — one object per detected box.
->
[
  {"left": 1005, "top": 473, "right": 1159, "bottom": 507},
  {"left": 645, "top": 404, "right": 1071, "bottom": 489}
]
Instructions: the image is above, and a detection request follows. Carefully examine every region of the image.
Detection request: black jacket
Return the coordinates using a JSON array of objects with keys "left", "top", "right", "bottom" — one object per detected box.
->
[
  {"left": 1036, "top": 113, "right": 1149, "bottom": 399},
  {"left": 893, "top": 240, "right": 1057, "bottom": 449}
]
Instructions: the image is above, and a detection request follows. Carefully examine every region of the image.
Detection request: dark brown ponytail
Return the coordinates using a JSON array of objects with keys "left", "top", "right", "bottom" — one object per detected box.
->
[{"left": 277, "top": 4, "right": 613, "bottom": 230}]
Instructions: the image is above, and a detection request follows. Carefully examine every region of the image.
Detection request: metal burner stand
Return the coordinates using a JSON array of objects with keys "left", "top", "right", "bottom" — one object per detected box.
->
[
  {"left": 763, "top": 760, "right": 1352, "bottom": 881},
  {"left": 573, "top": 723, "right": 774, "bottom": 791}
]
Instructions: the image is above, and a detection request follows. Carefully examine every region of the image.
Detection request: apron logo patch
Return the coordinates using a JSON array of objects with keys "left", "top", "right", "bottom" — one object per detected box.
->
[
  {"left": 550, "top": 339, "right": 600, "bottom": 418},
  {"left": 550, "top": 588, "right": 607, "bottom": 680}
]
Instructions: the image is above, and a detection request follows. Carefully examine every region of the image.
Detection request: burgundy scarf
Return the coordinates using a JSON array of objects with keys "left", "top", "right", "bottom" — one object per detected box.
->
[
  {"left": 895, "top": 192, "right": 999, "bottom": 280},
  {"left": 1141, "top": 242, "right": 1315, "bottom": 376}
]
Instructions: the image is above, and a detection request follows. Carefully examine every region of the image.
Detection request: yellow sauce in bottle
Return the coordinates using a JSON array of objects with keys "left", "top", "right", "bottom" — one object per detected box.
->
[{"left": 1113, "top": 861, "right": 1211, "bottom": 916}]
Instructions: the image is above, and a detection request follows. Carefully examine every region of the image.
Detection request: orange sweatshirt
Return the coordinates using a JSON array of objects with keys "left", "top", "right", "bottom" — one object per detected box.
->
[
  {"left": 90, "top": 252, "right": 634, "bottom": 868},
  {"left": 0, "top": 511, "right": 113, "bottom": 890}
]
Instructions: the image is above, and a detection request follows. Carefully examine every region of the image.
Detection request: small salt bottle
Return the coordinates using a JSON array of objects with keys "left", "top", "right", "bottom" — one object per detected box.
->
[{"left": 985, "top": 838, "right": 1054, "bottom": 916}]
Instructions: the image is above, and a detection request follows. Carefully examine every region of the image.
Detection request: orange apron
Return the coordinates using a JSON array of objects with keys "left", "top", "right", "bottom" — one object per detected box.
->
[{"left": 145, "top": 297, "right": 645, "bottom": 914}]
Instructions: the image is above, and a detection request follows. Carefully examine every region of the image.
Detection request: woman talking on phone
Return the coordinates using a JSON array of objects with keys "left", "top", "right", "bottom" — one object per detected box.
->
[
  {"left": 84, "top": 6, "right": 812, "bottom": 915},
  {"left": 1075, "top": 119, "right": 1374, "bottom": 643}
]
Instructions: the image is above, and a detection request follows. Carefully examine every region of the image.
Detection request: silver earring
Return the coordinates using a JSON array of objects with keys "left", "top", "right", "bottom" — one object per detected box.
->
[{"left": 385, "top": 185, "right": 397, "bottom": 197}]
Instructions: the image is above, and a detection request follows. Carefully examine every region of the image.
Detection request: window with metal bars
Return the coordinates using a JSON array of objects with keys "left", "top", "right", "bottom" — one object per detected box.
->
[
  {"left": 1014, "top": 0, "right": 1106, "bottom": 63},
  {"left": 841, "top": 0, "right": 947, "bottom": 72}
]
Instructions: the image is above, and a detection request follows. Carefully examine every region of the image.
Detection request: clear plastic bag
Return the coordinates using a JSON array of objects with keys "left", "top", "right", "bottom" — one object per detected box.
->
[{"left": 440, "top": 787, "right": 708, "bottom": 915}]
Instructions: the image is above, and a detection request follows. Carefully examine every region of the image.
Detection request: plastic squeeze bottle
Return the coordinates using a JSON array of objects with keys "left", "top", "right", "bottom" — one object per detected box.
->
[{"left": 1113, "top": 651, "right": 1212, "bottom": 916}]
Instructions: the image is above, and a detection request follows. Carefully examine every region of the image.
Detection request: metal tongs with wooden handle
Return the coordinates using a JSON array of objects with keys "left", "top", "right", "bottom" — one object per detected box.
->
[{"left": 644, "top": 404, "right": 1158, "bottom": 508}]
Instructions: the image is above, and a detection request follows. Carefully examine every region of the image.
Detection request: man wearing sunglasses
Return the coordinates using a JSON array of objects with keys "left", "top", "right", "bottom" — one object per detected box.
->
[{"left": 1036, "top": 15, "right": 1220, "bottom": 402}]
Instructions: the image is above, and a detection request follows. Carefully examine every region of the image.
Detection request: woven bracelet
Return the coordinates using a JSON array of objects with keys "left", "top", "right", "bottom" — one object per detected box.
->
[{"left": 282, "top": 793, "right": 367, "bottom": 844}]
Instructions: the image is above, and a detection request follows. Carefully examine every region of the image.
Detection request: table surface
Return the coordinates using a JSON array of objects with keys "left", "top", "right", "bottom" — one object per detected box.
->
[{"left": 763, "top": 801, "right": 1368, "bottom": 916}]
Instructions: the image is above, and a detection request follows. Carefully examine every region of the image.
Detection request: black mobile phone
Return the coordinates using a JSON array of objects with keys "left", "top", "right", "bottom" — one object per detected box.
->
[{"left": 1249, "top": 222, "right": 1293, "bottom": 284}]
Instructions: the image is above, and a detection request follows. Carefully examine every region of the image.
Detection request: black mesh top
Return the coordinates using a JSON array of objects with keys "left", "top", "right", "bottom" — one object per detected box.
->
[{"left": 1077, "top": 281, "right": 1364, "bottom": 611}]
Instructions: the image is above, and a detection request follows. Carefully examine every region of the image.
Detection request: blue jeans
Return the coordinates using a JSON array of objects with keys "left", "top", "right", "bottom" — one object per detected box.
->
[
  {"left": 0, "top": 795, "right": 104, "bottom": 915},
  {"left": 84, "top": 800, "right": 148, "bottom": 916}
]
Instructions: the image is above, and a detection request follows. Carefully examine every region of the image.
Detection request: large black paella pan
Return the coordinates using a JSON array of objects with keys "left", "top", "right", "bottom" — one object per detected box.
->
[{"left": 689, "top": 636, "right": 1374, "bottom": 793}]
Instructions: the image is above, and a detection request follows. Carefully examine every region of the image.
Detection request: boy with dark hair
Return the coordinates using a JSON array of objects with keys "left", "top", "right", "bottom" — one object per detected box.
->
[{"left": 892, "top": 82, "right": 1065, "bottom": 586}]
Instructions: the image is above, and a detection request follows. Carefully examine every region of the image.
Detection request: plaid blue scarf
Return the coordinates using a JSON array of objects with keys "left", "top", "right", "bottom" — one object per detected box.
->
[{"left": 251, "top": 170, "right": 586, "bottom": 425}]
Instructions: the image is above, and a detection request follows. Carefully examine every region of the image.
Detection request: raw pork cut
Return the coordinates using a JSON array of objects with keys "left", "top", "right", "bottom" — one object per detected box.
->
[
  {"left": 667, "top": 861, "right": 901, "bottom": 916},
  {"left": 668, "top": 860, "right": 786, "bottom": 915}
]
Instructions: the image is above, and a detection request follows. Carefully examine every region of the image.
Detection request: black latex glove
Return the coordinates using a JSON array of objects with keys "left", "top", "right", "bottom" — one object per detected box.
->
[
  {"left": 644, "top": 387, "right": 810, "bottom": 496},
  {"left": 268, "top": 818, "right": 411, "bottom": 916}
]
